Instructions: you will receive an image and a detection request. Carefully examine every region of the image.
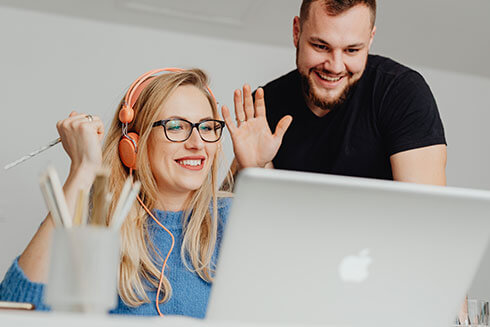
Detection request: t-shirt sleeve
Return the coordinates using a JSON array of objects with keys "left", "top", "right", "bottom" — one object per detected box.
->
[
  {"left": 0, "top": 257, "right": 49, "bottom": 310},
  {"left": 378, "top": 70, "right": 446, "bottom": 156}
]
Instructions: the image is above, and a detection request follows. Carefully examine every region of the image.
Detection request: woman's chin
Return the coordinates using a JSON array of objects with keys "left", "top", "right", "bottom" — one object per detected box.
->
[{"left": 176, "top": 178, "right": 207, "bottom": 193}]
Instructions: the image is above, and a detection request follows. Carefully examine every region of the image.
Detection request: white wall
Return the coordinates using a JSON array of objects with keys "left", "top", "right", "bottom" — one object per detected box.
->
[
  {"left": 0, "top": 6, "right": 294, "bottom": 276},
  {"left": 418, "top": 68, "right": 490, "bottom": 189},
  {"left": 1, "top": 6, "right": 489, "bottom": 296}
]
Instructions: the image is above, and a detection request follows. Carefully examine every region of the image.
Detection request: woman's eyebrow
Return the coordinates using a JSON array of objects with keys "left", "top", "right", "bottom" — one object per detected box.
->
[
  {"left": 165, "top": 116, "right": 215, "bottom": 122},
  {"left": 166, "top": 115, "right": 186, "bottom": 120}
]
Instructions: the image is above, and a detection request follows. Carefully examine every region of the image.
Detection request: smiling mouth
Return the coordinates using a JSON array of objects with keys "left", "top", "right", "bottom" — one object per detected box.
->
[
  {"left": 176, "top": 159, "right": 205, "bottom": 170},
  {"left": 315, "top": 71, "right": 345, "bottom": 83}
]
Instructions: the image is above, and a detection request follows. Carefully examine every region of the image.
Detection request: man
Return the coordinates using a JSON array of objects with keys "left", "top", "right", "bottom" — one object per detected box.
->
[{"left": 223, "top": 0, "right": 446, "bottom": 185}]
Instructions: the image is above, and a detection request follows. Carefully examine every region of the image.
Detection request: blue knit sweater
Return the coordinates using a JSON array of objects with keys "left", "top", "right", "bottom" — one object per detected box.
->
[{"left": 0, "top": 197, "right": 231, "bottom": 318}]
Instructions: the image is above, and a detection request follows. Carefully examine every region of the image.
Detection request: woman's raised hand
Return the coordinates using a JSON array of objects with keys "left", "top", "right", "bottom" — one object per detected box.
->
[
  {"left": 221, "top": 84, "right": 292, "bottom": 169},
  {"left": 56, "top": 111, "right": 105, "bottom": 173},
  {"left": 18, "top": 112, "right": 105, "bottom": 283}
]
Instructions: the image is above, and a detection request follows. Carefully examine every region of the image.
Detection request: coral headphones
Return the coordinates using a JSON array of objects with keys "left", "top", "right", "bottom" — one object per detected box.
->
[{"left": 118, "top": 68, "right": 217, "bottom": 170}]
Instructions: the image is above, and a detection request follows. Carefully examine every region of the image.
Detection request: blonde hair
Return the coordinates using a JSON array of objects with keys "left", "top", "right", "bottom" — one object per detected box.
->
[{"left": 101, "top": 69, "right": 232, "bottom": 306}]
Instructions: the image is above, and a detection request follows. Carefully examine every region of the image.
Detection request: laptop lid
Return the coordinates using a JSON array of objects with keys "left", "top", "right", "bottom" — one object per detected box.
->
[
  {"left": 469, "top": 242, "right": 490, "bottom": 302},
  {"left": 207, "top": 168, "right": 490, "bottom": 327}
]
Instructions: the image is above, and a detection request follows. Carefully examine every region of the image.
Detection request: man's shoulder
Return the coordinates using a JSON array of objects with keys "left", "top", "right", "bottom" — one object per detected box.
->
[
  {"left": 260, "top": 69, "right": 305, "bottom": 119},
  {"left": 366, "top": 54, "right": 418, "bottom": 78},
  {"left": 261, "top": 69, "right": 300, "bottom": 95},
  {"left": 364, "top": 54, "right": 430, "bottom": 95}
]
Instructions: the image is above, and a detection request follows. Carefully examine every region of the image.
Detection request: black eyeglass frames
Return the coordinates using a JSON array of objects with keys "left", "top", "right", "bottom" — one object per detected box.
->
[{"left": 152, "top": 118, "right": 225, "bottom": 143}]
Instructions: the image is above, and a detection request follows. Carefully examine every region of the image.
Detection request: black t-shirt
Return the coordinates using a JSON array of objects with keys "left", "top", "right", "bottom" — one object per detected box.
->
[{"left": 262, "top": 55, "right": 446, "bottom": 180}]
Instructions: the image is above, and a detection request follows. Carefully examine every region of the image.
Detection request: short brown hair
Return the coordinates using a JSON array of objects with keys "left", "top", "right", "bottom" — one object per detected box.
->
[{"left": 300, "top": 0, "right": 376, "bottom": 27}]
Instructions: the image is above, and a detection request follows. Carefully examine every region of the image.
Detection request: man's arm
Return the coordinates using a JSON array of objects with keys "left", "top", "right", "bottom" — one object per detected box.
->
[{"left": 390, "top": 144, "right": 447, "bottom": 186}]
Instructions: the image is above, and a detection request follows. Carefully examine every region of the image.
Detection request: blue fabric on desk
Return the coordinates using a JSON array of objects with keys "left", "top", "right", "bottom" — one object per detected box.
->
[{"left": 0, "top": 197, "right": 231, "bottom": 318}]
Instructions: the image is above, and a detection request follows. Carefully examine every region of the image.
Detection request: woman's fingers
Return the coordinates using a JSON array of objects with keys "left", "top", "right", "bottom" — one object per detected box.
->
[
  {"left": 89, "top": 116, "right": 105, "bottom": 140},
  {"left": 242, "top": 84, "right": 255, "bottom": 120},
  {"left": 56, "top": 112, "right": 104, "bottom": 169},
  {"left": 221, "top": 105, "right": 237, "bottom": 134},
  {"left": 234, "top": 89, "right": 245, "bottom": 124},
  {"left": 273, "top": 115, "right": 293, "bottom": 141},
  {"left": 79, "top": 115, "right": 104, "bottom": 141},
  {"left": 254, "top": 88, "right": 266, "bottom": 118},
  {"left": 82, "top": 114, "right": 104, "bottom": 137},
  {"left": 232, "top": 85, "right": 268, "bottom": 127},
  {"left": 57, "top": 113, "right": 104, "bottom": 140}
]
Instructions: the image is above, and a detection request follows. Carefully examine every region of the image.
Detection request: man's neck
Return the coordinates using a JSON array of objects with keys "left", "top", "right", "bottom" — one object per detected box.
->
[{"left": 306, "top": 98, "right": 331, "bottom": 117}]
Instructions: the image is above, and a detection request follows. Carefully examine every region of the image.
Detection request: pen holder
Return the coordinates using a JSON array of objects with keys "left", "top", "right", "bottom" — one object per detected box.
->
[{"left": 45, "top": 226, "right": 120, "bottom": 314}]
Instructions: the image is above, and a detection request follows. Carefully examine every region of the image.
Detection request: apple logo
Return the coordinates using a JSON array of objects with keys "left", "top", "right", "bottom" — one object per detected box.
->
[{"left": 338, "top": 248, "right": 372, "bottom": 283}]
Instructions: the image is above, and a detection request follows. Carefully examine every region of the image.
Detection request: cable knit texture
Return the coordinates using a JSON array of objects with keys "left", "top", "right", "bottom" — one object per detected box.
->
[{"left": 0, "top": 197, "right": 231, "bottom": 318}]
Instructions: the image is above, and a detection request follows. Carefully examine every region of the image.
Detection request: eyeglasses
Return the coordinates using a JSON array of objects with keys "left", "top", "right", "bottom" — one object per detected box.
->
[{"left": 152, "top": 118, "right": 225, "bottom": 143}]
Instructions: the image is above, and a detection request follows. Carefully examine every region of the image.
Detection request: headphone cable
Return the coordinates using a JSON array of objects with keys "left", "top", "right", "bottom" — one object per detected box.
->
[{"left": 130, "top": 168, "right": 175, "bottom": 316}]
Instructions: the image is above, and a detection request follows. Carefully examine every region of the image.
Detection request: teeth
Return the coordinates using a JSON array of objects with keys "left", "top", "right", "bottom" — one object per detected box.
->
[
  {"left": 178, "top": 159, "right": 202, "bottom": 167},
  {"left": 317, "top": 72, "right": 342, "bottom": 82}
]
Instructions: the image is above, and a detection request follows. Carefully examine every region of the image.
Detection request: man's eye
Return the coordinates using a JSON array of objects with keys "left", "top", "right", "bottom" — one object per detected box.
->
[
  {"left": 313, "top": 44, "right": 328, "bottom": 50},
  {"left": 346, "top": 48, "right": 360, "bottom": 54}
]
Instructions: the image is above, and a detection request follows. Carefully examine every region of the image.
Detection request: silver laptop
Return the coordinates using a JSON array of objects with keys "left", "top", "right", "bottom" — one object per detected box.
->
[
  {"left": 207, "top": 168, "right": 490, "bottom": 327},
  {"left": 469, "top": 243, "right": 490, "bottom": 302}
]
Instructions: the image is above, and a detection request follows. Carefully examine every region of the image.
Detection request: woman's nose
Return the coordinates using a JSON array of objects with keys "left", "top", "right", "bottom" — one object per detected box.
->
[{"left": 184, "top": 127, "right": 204, "bottom": 150}]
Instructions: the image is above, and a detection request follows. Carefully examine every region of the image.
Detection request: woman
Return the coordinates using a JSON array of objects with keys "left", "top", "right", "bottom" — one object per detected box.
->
[{"left": 0, "top": 68, "right": 292, "bottom": 317}]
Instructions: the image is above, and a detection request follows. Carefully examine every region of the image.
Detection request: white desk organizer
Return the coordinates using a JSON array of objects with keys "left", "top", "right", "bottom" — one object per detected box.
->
[{"left": 45, "top": 227, "right": 120, "bottom": 314}]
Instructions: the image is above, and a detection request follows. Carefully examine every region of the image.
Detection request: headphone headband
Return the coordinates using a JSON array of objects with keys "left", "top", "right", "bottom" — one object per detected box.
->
[{"left": 119, "top": 68, "right": 217, "bottom": 124}]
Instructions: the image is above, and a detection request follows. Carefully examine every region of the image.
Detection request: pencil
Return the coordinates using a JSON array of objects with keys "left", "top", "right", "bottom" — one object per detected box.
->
[
  {"left": 39, "top": 172, "right": 63, "bottom": 227},
  {"left": 73, "top": 190, "right": 86, "bottom": 226},
  {"left": 91, "top": 168, "right": 110, "bottom": 226},
  {"left": 46, "top": 166, "right": 72, "bottom": 228},
  {"left": 111, "top": 176, "right": 133, "bottom": 227},
  {"left": 38, "top": 166, "right": 72, "bottom": 228},
  {"left": 111, "top": 181, "right": 141, "bottom": 230}
]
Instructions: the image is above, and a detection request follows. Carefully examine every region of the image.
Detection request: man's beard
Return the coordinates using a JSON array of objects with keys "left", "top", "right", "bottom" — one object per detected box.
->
[
  {"left": 296, "top": 44, "right": 360, "bottom": 112},
  {"left": 299, "top": 70, "right": 358, "bottom": 112}
]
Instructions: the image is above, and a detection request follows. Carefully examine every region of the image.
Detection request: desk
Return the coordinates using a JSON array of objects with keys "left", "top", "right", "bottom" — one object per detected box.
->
[{"left": 0, "top": 311, "right": 325, "bottom": 327}]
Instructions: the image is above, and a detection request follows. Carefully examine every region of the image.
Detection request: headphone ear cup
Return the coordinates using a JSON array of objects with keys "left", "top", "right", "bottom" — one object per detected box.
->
[
  {"left": 119, "top": 132, "right": 139, "bottom": 170},
  {"left": 119, "top": 105, "right": 134, "bottom": 124}
]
